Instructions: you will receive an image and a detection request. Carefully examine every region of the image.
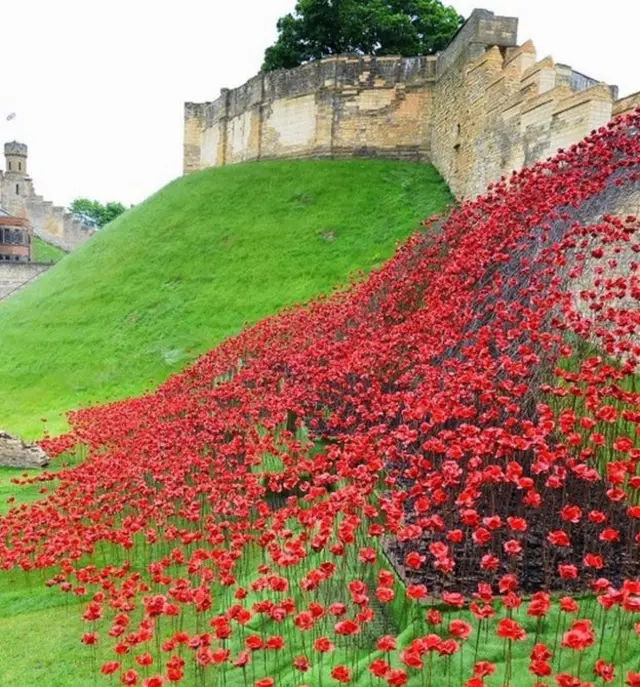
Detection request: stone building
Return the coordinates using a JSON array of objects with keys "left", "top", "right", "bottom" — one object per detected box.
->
[
  {"left": 0, "top": 210, "right": 32, "bottom": 263},
  {"left": 184, "top": 8, "right": 640, "bottom": 200},
  {"left": 0, "top": 141, "right": 96, "bottom": 252}
]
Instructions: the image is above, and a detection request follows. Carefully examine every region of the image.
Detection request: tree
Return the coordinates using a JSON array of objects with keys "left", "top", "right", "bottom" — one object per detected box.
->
[
  {"left": 70, "top": 198, "right": 128, "bottom": 228},
  {"left": 262, "top": 0, "right": 463, "bottom": 72}
]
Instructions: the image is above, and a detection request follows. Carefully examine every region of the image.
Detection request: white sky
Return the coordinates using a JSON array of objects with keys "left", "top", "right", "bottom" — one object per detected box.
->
[{"left": 0, "top": 0, "right": 636, "bottom": 208}]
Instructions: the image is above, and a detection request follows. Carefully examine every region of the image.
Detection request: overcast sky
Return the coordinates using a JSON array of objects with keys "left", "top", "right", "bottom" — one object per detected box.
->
[{"left": 0, "top": 0, "right": 636, "bottom": 208}]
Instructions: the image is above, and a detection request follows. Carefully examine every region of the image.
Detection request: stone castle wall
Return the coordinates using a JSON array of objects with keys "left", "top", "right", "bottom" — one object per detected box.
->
[
  {"left": 184, "top": 53, "right": 437, "bottom": 173},
  {"left": 184, "top": 9, "right": 640, "bottom": 200},
  {"left": 0, "top": 158, "right": 95, "bottom": 254}
]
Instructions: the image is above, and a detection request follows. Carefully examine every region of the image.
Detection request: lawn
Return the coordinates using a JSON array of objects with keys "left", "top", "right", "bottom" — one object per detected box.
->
[
  {"left": 31, "top": 236, "right": 67, "bottom": 264},
  {"left": 0, "top": 490, "right": 631, "bottom": 686},
  {"left": 0, "top": 160, "right": 452, "bottom": 439}
]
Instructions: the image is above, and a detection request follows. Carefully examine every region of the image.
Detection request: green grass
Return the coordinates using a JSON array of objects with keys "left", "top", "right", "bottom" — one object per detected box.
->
[
  {"left": 0, "top": 159, "right": 451, "bottom": 439},
  {"left": 0, "top": 467, "right": 631, "bottom": 687},
  {"left": 31, "top": 236, "right": 66, "bottom": 264}
]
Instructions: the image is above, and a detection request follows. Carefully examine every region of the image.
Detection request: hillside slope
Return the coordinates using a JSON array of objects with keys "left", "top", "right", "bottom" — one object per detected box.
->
[
  {"left": 0, "top": 159, "right": 451, "bottom": 438},
  {"left": 31, "top": 237, "right": 66, "bottom": 264}
]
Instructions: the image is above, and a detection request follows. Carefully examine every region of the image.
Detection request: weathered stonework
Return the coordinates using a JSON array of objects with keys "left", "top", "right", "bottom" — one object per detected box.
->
[
  {"left": 0, "top": 430, "right": 49, "bottom": 468},
  {"left": 0, "top": 261, "right": 51, "bottom": 301},
  {"left": 185, "top": 8, "right": 636, "bottom": 201},
  {"left": 0, "top": 142, "right": 95, "bottom": 252}
]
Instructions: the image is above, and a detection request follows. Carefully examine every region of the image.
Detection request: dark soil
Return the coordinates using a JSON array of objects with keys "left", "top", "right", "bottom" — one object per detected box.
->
[{"left": 383, "top": 465, "right": 638, "bottom": 597}]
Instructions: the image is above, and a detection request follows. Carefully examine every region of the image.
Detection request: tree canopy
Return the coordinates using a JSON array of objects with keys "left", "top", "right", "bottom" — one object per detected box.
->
[
  {"left": 262, "top": 0, "right": 463, "bottom": 72},
  {"left": 70, "top": 198, "right": 128, "bottom": 228}
]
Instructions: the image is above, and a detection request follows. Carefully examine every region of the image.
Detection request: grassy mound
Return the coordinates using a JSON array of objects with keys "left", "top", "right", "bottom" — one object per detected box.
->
[
  {"left": 0, "top": 160, "right": 451, "bottom": 438},
  {"left": 31, "top": 237, "right": 66, "bottom": 264}
]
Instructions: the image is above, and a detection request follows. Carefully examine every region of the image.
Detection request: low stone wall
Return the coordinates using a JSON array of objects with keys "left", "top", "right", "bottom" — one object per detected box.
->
[{"left": 0, "top": 261, "right": 51, "bottom": 301}]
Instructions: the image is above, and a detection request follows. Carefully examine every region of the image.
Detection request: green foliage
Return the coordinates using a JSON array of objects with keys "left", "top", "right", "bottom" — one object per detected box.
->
[
  {"left": 0, "top": 461, "right": 631, "bottom": 686},
  {"left": 0, "top": 159, "right": 452, "bottom": 438},
  {"left": 263, "top": 0, "right": 463, "bottom": 71},
  {"left": 70, "top": 198, "right": 128, "bottom": 228},
  {"left": 31, "top": 237, "right": 66, "bottom": 264}
]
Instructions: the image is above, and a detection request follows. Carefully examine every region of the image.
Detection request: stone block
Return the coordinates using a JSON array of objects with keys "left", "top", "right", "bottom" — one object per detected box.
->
[{"left": 0, "top": 430, "right": 49, "bottom": 468}]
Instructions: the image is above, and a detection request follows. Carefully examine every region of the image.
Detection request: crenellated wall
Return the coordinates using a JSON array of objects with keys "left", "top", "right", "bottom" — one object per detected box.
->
[
  {"left": 0, "top": 144, "right": 96, "bottom": 253},
  {"left": 185, "top": 8, "right": 637, "bottom": 201},
  {"left": 185, "top": 54, "right": 438, "bottom": 173}
]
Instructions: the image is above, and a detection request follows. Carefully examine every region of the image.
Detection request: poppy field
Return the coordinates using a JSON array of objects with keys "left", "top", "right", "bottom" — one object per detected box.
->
[{"left": 1, "top": 111, "right": 640, "bottom": 686}]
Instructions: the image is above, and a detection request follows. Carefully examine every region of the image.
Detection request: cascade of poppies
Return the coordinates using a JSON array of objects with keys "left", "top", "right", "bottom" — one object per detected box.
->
[{"left": 1, "top": 111, "right": 639, "bottom": 687}]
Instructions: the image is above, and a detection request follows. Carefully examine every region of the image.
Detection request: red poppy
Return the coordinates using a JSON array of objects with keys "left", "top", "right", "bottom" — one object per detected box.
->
[
  {"left": 313, "top": 637, "right": 334, "bottom": 653},
  {"left": 626, "top": 672, "right": 640, "bottom": 687},
  {"left": 405, "top": 551, "right": 425, "bottom": 569},
  {"left": 254, "top": 679, "right": 274, "bottom": 687},
  {"left": 101, "top": 662, "right": 120, "bottom": 675},
  {"left": 561, "top": 619, "right": 595, "bottom": 651},
  {"left": 406, "top": 584, "right": 427, "bottom": 601},
  {"left": 594, "top": 659, "right": 615, "bottom": 683},
  {"left": 369, "top": 658, "right": 389, "bottom": 678},
  {"left": 292, "top": 656, "right": 310, "bottom": 672},
  {"left": 449, "top": 619, "right": 472, "bottom": 640},
  {"left": 376, "top": 635, "right": 396, "bottom": 652},
  {"left": 121, "top": 670, "right": 138, "bottom": 686},
  {"left": 142, "top": 678, "right": 163, "bottom": 687},
  {"left": 331, "top": 665, "right": 352, "bottom": 683},
  {"left": 472, "top": 661, "right": 495, "bottom": 677},
  {"left": 496, "top": 618, "right": 526, "bottom": 641},
  {"left": 386, "top": 669, "right": 408, "bottom": 686}
]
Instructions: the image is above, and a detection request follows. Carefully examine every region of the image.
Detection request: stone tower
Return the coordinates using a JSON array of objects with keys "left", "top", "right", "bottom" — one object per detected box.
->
[
  {"left": 4, "top": 141, "right": 28, "bottom": 176},
  {"left": 1, "top": 142, "right": 32, "bottom": 217}
]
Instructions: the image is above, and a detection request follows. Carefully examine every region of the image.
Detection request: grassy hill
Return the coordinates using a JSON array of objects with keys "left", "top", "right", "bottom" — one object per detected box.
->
[
  {"left": 0, "top": 159, "right": 451, "bottom": 438},
  {"left": 31, "top": 237, "right": 66, "bottom": 263}
]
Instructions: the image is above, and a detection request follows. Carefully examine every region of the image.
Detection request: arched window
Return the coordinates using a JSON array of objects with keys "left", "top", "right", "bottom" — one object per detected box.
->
[
  {"left": 15, "top": 184, "right": 19, "bottom": 195},
  {"left": 18, "top": 162, "right": 22, "bottom": 171},
  {"left": 7, "top": 161, "right": 11, "bottom": 171}
]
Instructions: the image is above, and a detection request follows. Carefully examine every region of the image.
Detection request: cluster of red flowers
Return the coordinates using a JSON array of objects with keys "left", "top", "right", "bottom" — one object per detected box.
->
[{"left": 1, "top": 110, "right": 639, "bottom": 686}]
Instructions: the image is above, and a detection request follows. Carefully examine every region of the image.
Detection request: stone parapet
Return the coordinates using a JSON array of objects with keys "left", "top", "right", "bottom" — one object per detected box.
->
[{"left": 184, "top": 8, "right": 637, "bottom": 201}]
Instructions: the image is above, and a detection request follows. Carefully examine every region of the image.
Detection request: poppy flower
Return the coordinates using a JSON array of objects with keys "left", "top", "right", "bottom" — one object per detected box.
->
[
  {"left": 626, "top": 672, "right": 640, "bottom": 687},
  {"left": 496, "top": 618, "right": 526, "bottom": 641},
  {"left": 142, "top": 678, "right": 163, "bottom": 687},
  {"left": 254, "top": 679, "right": 274, "bottom": 687},
  {"left": 425, "top": 609, "right": 442, "bottom": 625},
  {"left": 313, "top": 637, "right": 334, "bottom": 653},
  {"left": 121, "top": 670, "right": 138, "bottom": 686},
  {"left": 101, "top": 662, "right": 120, "bottom": 675},
  {"left": 406, "top": 584, "right": 427, "bottom": 601},
  {"left": 405, "top": 551, "right": 425, "bottom": 569},
  {"left": 375, "top": 586, "right": 395, "bottom": 603},
  {"left": 594, "top": 659, "right": 615, "bottom": 683},
  {"left": 331, "top": 665, "right": 352, "bottom": 683},
  {"left": 561, "top": 619, "right": 595, "bottom": 651},
  {"left": 449, "top": 619, "right": 472, "bottom": 639},
  {"left": 335, "top": 619, "right": 360, "bottom": 636},
  {"left": 472, "top": 661, "right": 495, "bottom": 677},
  {"left": 292, "top": 656, "right": 310, "bottom": 672},
  {"left": 376, "top": 635, "right": 396, "bottom": 652},
  {"left": 369, "top": 658, "right": 389, "bottom": 678},
  {"left": 386, "top": 669, "right": 408, "bottom": 686}
]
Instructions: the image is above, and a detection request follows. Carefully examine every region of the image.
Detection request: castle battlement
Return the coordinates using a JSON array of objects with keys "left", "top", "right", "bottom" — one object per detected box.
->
[
  {"left": 184, "top": 8, "right": 639, "bottom": 200},
  {"left": 0, "top": 142, "right": 96, "bottom": 252}
]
